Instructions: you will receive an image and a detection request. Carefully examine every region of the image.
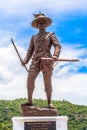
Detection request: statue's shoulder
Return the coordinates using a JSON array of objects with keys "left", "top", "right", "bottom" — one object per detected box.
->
[
  {"left": 31, "top": 34, "right": 38, "bottom": 42},
  {"left": 31, "top": 34, "right": 38, "bottom": 38},
  {"left": 47, "top": 32, "right": 55, "bottom": 35},
  {"left": 45, "top": 32, "right": 55, "bottom": 40},
  {"left": 31, "top": 35, "right": 37, "bottom": 40}
]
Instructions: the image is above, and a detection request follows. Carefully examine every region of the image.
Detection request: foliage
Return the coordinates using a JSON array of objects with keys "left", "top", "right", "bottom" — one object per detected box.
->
[{"left": 0, "top": 98, "right": 87, "bottom": 130}]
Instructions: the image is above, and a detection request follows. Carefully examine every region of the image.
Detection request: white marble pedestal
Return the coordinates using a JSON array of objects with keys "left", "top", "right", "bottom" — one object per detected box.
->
[{"left": 12, "top": 116, "right": 68, "bottom": 130}]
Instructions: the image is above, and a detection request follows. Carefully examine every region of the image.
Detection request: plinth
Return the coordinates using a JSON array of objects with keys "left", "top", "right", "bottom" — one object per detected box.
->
[
  {"left": 21, "top": 104, "right": 58, "bottom": 116},
  {"left": 12, "top": 116, "right": 68, "bottom": 130}
]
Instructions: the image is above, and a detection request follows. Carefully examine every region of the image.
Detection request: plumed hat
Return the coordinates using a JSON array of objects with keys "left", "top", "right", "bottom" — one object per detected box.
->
[{"left": 31, "top": 12, "right": 52, "bottom": 28}]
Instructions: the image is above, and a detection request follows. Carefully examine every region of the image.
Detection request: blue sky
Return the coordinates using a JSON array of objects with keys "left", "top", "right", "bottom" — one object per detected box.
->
[{"left": 0, "top": 0, "right": 87, "bottom": 105}]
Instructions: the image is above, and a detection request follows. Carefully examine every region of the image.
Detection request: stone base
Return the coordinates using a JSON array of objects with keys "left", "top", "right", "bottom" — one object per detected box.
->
[
  {"left": 12, "top": 116, "right": 68, "bottom": 130},
  {"left": 21, "top": 104, "right": 58, "bottom": 116}
]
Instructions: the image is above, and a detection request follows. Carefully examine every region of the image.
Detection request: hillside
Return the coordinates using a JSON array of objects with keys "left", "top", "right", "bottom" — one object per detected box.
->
[{"left": 0, "top": 98, "right": 87, "bottom": 130}]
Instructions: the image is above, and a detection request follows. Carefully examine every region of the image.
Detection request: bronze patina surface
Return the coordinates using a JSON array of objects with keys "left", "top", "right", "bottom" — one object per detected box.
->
[{"left": 21, "top": 12, "right": 61, "bottom": 111}]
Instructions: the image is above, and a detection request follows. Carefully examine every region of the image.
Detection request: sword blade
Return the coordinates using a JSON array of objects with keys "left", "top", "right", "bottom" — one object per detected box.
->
[{"left": 11, "top": 38, "right": 28, "bottom": 72}]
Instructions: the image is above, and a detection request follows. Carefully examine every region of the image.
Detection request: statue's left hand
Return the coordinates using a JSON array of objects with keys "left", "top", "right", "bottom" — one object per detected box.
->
[{"left": 52, "top": 55, "right": 57, "bottom": 61}]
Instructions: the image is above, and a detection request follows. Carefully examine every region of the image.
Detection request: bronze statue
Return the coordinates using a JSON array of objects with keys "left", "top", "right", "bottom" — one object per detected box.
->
[
  {"left": 11, "top": 12, "right": 79, "bottom": 110},
  {"left": 11, "top": 13, "right": 79, "bottom": 114},
  {"left": 21, "top": 12, "right": 61, "bottom": 108}
]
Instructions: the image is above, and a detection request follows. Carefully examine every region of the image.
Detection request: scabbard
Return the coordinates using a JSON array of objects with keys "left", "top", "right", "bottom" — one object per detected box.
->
[{"left": 41, "top": 57, "right": 79, "bottom": 62}]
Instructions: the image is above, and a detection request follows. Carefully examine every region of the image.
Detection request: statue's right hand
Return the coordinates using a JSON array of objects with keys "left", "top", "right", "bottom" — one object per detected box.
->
[{"left": 21, "top": 60, "right": 26, "bottom": 66}]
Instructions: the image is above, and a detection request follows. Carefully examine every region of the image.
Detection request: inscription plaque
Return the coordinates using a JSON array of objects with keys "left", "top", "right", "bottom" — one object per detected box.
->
[{"left": 24, "top": 121, "right": 56, "bottom": 130}]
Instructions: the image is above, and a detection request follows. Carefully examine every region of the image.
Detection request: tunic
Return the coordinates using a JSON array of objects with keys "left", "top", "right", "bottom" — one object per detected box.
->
[{"left": 24, "top": 31, "right": 61, "bottom": 94}]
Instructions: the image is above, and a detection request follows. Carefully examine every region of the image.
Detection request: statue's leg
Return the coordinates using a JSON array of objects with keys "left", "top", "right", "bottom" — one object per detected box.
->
[
  {"left": 42, "top": 63, "right": 54, "bottom": 108},
  {"left": 43, "top": 74, "right": 53, "bottom": 107},
  {"left": 27, "top": 64, "right": 40, "bottom": 105}
]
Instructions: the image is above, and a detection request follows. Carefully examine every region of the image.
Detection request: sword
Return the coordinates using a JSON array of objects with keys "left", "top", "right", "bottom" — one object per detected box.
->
[
  {"left": 41, "top": 57, "right": 79, "bottom": 62},
  {"left": 11, "top": 38, "right": 28, "bottom": 72}
]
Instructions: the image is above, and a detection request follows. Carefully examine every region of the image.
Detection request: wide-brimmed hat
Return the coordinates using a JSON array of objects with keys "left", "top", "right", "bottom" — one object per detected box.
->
[{"left": 31, "top": 12, "right": 52, "bottom": 28}]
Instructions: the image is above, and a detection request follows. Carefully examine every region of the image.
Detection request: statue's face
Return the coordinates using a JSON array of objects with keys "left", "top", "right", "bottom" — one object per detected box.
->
[{"left": 37, "top": 20, "right": 47, "bottom": 30}]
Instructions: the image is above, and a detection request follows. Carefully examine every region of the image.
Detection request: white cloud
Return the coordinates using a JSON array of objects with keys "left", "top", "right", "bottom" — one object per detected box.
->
[
  {"left": 0, "top": 65, "right": 13, "bottom": 84},
  {"left": 60, "top": 44, "right": 86, "bottom": 58},
  {"left": 52, "top": 74, "right": 87, "bottom": 105},
  {"left": 0, "top": 0, "right": 87, "bottom": 48},
  {"left": 0, "top": 0, "right": 87, "bottom": 17},
  {"left": 0, "top": 43, "right": 26, "bottom": 83},
  {"left": 0, "top": 74, "right": 27, "bottom": 100},
  {"left": 0, "top": 44, "right": 28, "bottom": 100},
  {"left": 0, "top": 30, "right": 17, "bottom": 47},
  {"left": 53, "top": 44, "right": 87, "bottom": 78}
]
